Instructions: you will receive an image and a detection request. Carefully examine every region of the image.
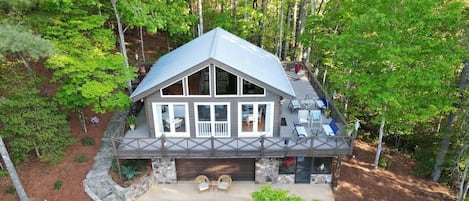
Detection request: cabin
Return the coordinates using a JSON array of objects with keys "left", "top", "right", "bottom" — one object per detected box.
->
[{"left": 111, "top": 27, "right": 356, "bottom": 187}]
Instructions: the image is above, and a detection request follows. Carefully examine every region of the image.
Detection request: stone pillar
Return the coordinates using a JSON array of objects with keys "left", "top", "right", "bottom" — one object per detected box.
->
[
  {"left": 255, "top": 158, "right": 279, "bottom": 184},
  {"left": 152, "top": 158, "right": 177, "bottom": 184}
]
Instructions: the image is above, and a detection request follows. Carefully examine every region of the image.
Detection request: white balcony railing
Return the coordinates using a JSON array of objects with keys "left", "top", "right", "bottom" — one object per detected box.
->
[{"left": 197, "top": 121, "right": 229, "bottom": 137}]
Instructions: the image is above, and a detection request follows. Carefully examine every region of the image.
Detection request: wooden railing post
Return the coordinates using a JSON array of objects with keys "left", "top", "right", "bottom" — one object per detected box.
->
[
  {"left": 259, "top": 135, "right": 265, "bottom": 156},
  {"left": 211, "top": 137, "right": 215, "bottom": 157}
]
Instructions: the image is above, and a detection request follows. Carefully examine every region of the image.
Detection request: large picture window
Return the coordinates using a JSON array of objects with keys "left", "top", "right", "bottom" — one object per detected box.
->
[
  {"left": 188, "top": 66, "right": 210, "bottom": 96},
  {"left": 215, "top": 67, "right": 237, "bottom": 95}
]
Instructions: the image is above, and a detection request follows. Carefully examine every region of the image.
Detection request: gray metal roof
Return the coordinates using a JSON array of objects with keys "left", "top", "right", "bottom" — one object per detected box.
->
[{"left": 130, "top": 27, "right": 296, "bottom": 100}]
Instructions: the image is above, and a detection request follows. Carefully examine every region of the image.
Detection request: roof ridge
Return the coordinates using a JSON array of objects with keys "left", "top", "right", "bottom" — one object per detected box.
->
[{"left": 208, "top": 28, "right": 220, "bottom": 58}]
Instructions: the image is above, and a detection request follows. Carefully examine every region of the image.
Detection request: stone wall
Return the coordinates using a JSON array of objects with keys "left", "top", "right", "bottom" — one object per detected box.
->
[
  {"left": 152, "top": 158, "right": 177, "bottom": 184},
  {"left": 311, "top": 174, "right": 332, "bottom": 184},
  {"left": 255, "top": 158, "right": 279, "bottom": 184}
]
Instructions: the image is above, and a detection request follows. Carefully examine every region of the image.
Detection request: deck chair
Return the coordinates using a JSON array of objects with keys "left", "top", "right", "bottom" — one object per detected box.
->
[
  {"left": 217, "top": 175, "right": 232, "bottom": 191},
  {"left": 298, "top": 110, "right": 309, "bottom": 126},
  {"left": 195, "top": 175, "right": 210, "bottom": 192},
  {"left": 310, "top": 110, "right": 322, "bottom": 127}
]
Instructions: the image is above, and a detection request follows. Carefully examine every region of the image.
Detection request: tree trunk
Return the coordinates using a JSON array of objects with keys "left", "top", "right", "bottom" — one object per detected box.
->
[
  {"left": 78, "top": 108, "right": 88, "bottom": 133},
  {"left": 457, "top": 157, "right": 469, "bottom": 201},
  {"left": 374, "top": 115, "right": 386, "bottom": 169},
  {"left": 139, "top": 26, "right": 146, "bottom": 62},
  {"left": 257, "top": 0, "right": 266, "bottom": 47},
  {"left": 433, "top": 60, "right": 469, "bottom": 181},
  {"left": 282, "top": 2, "right": 292, "bottom": 60},
  {"left": 276, "top": 0, "right": 284, "bottom": 57},
  {"left": 0, "top": 136, "right": 29, "bottom": 201},
  {"left": 295, "top": 0, "right": 307, "bottom": 61},
  {"left": 111, "top": 0, "right": 133, "bottom": 94},
  {"left": 198, "top": 0, "right": 203, "bottom": 36}
]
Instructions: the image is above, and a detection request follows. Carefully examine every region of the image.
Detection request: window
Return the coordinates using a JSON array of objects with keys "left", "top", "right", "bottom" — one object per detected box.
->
[
  {"left": 215, "top": 67, "right": 237, "bottom": 95},
  {"left": 162, "top": 80, "right": 184, "bottom": 96},
  {"left": 188, "top": 67, "right": 210, "bottom": 96},
  {"left": 311, "top": 157, "right": 332, "bottom": 174},
  {"left": 279, "top": 157, "right": 296, "bottom": 174},
  {"left": 239, "top": 102, "right": 273, "bottom": 137},
  {"left": 153, "top": 103, "right": 189, "bottom": 137},
  {"left": 195, "top": 103, "right": 230, "bottom": 137},
  {"left": 242, "top": 79, "right": 264, "bottom": 95}
]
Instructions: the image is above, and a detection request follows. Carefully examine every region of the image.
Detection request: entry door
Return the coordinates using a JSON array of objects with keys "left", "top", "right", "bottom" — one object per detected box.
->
[
  {"left": 153, "top": 103, "right": 189, "bottom": 137},
  {"left": 295, "top": 157, "right": 312, "bottom": 183},
  {"left": 195, "top": 103, "right": 230, "bottom": 137}
]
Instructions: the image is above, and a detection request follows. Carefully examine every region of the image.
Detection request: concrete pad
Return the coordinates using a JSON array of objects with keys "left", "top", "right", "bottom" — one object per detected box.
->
[{"left": 136, "top": 181, "right": 334, "bottom": 201}]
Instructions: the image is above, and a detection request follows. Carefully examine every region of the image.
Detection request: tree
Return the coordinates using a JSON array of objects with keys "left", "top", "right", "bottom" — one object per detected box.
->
[
  {"left": 0, "top": 69, "right": 74, "bottom": 164},
  {"left": 0, "top": 24, "right": 54, "bottom": 72},
  {"left": 35, "top": 0, "right": 135, "bottom": 132},
  {"left": 303, "top": 0, "right": 467, "bottom": 169}
]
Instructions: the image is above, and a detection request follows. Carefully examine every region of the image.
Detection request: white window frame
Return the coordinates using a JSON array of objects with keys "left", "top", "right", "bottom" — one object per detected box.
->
[
  {"left": 238, "top": 102, "right": 274, "bottom": 137},
  {"left": 152, "top": 102, "right": 190, "bottom": 137},
  {"left": 194, "top": 102, "right": 231, "bottom": 138}
]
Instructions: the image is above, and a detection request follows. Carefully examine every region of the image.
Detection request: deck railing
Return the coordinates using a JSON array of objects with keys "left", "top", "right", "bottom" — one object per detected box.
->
[
  {"left": 111, "top": 134, "right": 355, "bottom": 159},
  {"left": 197, "top": 121, "right": 229, "bottom": 137}
]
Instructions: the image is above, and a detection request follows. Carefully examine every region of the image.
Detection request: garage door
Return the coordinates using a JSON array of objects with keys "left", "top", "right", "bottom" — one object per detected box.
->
[{"left": 176, "top": 158, "right": 255, "bottom": 181}]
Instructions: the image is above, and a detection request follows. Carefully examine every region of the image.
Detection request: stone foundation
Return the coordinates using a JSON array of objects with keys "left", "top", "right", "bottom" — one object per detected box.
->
[
  {"left": 255, "top": 158, "right": 279, "bottom": 184},
  {"left": 152, "top": 158, "right": 177, "bottom": 184},
  {"left": 276, "top": 174, "right": 295, "bottom": 184},
  {"left": 311, "top": 174, "right": 332, "bottom": 184}
]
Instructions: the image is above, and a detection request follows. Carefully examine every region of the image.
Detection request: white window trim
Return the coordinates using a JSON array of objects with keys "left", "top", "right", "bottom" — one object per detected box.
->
[
  {"left": 238, "top": 102, "right": 274, "bottom": 137},
  {"left": 152, "top": 102, "right": 190, "bottom": 137},
  {"left": 194, "top": 102, "right": 231, "bottom": 138}
]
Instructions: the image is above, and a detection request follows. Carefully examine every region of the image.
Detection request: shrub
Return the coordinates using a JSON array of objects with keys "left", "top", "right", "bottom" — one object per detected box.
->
[
  {"left": 0, "top": 170, "right": 8, "bottom": 179},
  {"left": 54, "top": 180, "right": 63, "bottom": 190},
  {"left": 5, "top": 186, "right": 15, "bottom": 194},
  {"left": 111, "top": 159, "right": 148, "bottom": 181},
  {"left": 122, "top": 166, "right": 141, "bottom": 181},
  {"left": 74, "top": 155, "right": 88, "bottom": 163},
  {"left": 251, "top": 183, "right": 303, "bottom": 201},
  {"left": 81, "top": 137, "right": 95, "bottom": 146},
  {"left": 379, "top": 156, "right": 392, "bottom": 169}
]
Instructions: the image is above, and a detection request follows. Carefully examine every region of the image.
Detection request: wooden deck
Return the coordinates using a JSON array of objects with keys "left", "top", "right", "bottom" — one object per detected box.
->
[{"left": 112, "top": 62, "right": 355, "bottom": 159}]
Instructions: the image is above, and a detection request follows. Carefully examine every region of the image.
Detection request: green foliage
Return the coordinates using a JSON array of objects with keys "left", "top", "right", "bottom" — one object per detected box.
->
[
  {"left": 378, "top": 156, "right": 392, "bottom": 169},
  {"left": 53, "top": 180, "right": 63, "bottom": 190},
  {"left": 34, "top": 1, "right": 134, "bottom": 115},
  {"left": 122, "top": 165, "right": 140, "bottom": 181},
  {"left": 0, "top": 70, "right": 74, "bottom": 164},
  {"left": 251, "top": 183, "right": 303, "bottom": 201},
  {"left": 0, "top": 170, "right": 8, "bottom": 179},
  {"left": 127, "top": 115, "right": 137, "bottom": 125},
  {"left": 81, "top": 137, "right": 95, "bottom": 146},
  {"left": 0, "top": 24, "right": 54, "bottom": 61},
  {"left": 5, "top": 185, "right": 15, "bottom": 194},
  {"left": 304, "top": 0, "right": 467, "bottom": 133},
  {"left": 111, "top": 159, "right": 148, "bottom": 181},
  {"left": 74, "top": 155, "right": 88, "bottom": 163}
]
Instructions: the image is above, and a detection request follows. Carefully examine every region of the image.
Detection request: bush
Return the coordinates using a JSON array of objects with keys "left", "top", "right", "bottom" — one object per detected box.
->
[
  {"left": 5, "top": 186, "right": 15, "bottom": 194},
  {"left": 379, "top": 156, "right": 392, "bottom": 169},
  {"left": 74, "top": 155, "right": 88, "bottom": 163},
  {"left": 251, "top": 183, "right": 303, "bottom": 201},
  {"left": 54, "top": 180, "right": 63, "bottom": 190},
  {"left": 81, "top": 137, "right": 95, "bottom": 146},
  {"left": 111, "top": 159, "right": 148, "bottom": 181},
  {"left": 0, "top": 170, "right": 8, "bottom": 179}
]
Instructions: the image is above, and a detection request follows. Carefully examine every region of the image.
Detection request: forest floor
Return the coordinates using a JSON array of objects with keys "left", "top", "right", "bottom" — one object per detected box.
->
[{"left": 0, "top": 29, "right": 457, "bottom": 201}]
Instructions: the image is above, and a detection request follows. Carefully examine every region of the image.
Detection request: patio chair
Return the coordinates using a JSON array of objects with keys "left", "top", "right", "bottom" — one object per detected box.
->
[
  {"left": 195, "top": 175, "right": 210, "bottom": 192},
  {"left": 310, "top": 110, "right": 322, "bottom": 126},
  {"left": 217, "top": 175, "right": 232, "bottom": 191},
  {"left": 297, "top": 110, "right": 309, "bottom": 126}
]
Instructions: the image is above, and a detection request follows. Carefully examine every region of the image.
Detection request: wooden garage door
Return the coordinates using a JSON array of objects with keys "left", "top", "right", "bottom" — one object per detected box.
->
[{"left": 176, "top": 158, "right": 255, "bottom": 181}]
